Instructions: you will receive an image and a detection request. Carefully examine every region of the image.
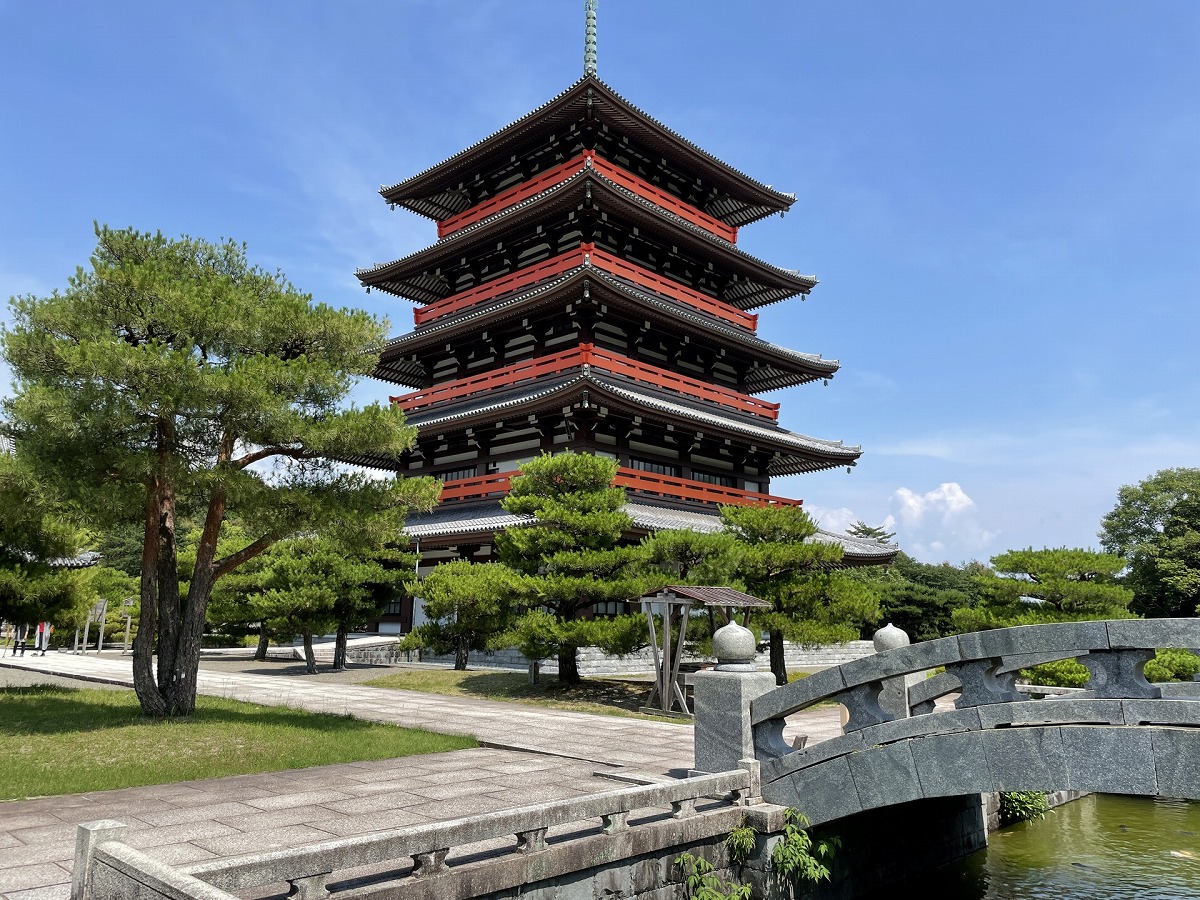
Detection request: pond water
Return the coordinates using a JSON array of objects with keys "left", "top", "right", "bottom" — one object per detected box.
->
[{"left": 867, "top": 795, "right": 1200, "bottom": 899}]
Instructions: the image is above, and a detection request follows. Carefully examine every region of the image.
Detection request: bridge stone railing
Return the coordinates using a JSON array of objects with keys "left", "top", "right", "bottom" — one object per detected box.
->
[
  {"left": 72, "top": 769, "right": 756, "bottom": 900},
  {"left": 742, "top": 619, "right": 1200, "bottom": 824}
]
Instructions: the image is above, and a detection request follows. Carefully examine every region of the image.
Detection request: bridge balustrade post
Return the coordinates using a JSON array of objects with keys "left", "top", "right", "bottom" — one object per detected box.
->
[
  {"left": 693, "top": 621, "right": 776, "bottom": 775},
  {"left": 872, "top": 623, "right": 919, "bottom": 720}
]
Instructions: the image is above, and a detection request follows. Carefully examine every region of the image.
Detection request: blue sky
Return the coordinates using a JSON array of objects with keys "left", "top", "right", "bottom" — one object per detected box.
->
[{"left": 2, "top": 2, "right": 1197, "bottom": 564}]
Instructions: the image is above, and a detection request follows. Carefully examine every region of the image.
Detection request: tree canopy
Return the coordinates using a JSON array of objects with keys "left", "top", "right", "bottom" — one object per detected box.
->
[
  {"left": 495, "top": 452, "right": 647, "bottom": 683},
  {"left": 722, "top": 504, "right": 875, "bottom": 685},
  {"left": 1100, "top": 468, "right": 1200, "bottom": 618},
  {"left": 0, "top": 451, "right": 85, "bottom": 627},
  {"left": 1, "top": 226, "right": 437, "bottom": 714},
  {"left": 955, "top": 546, "right": 1133, "bottom": 631}
]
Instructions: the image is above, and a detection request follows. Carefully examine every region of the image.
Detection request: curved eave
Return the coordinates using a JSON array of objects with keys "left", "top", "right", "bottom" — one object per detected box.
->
[
  {"left": 381, "top": 76, "right": 795, "bottom": 229},
  {"left": 404, "top": 373, "right": 861, "bottom": 475},
  {"left": 400, "top": 501, "right": 898, "bottom": 566},
  {"left": 372, "top": 266, "right": 839, "bottom": 391},
  {"left": 359, "top": 169, "right": 816, "bottom": 309}
]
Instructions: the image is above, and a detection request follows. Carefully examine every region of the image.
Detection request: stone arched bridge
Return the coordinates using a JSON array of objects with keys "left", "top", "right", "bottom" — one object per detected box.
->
[{"left": 750, "top": 619, "right": 1200, "bottom": 826}]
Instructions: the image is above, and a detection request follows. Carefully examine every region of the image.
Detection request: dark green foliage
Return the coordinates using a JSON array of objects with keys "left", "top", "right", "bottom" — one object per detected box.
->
[
  {"left": 1144, "top": 648, "right": 1200, "bottom": 682},
  {"left": 0, "top": 452, "right": 84, "bottom": 626},
  {"left": 1100, "top": 468, "right": 1200, "bottom": 618},
  {"left": 403, "top": 559, "right": 522, "bottom": 670},
  {"left": 495, "top": 452, "right": 649, "bottom": 684},
  {"left": 846, "top": 520, "right": 896, "bottom": 544},
  {"left": 1021, "top": 658, "right": 1090, "bottom": 688},
  {"left": 999, "top": 791, "right": 1048, "bottom": 826},
  {"left": 723, "top": 504, "right": 876, "bottom": 684},
  {"left": 954, "top": 547, "right": 1133, "bottom": 632},
  {"left": 1, "top": 226, "right": 436, "bottom": 715}
]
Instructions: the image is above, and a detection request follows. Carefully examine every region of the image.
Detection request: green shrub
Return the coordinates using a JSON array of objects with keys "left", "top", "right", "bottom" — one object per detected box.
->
[
  {"left": 674, "top": 852, "right": 751, "bottom": 900},
  {"left": 725, "top": 819, "right": 756, "bottom": 866},
  {"left": 770, "top": 808, "right": 840, "bottom": 885},
  {"left": 1021, "top": 658, "right": 1089, "bottom": 688},
  {"left": 1144, "top": 648, "right": 1200, "bottom": 683},
  {"left": 999, "top": 791, "right": 1048, "bottom": 826}
]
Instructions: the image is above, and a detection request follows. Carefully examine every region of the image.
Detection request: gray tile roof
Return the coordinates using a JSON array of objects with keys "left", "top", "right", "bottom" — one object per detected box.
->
[
  {"left": 358, "top": 168, "right": 816, "bottom": 306},
  {"left": 380, "top": 76, "right": 794, "bottom": 227},
  {"left": 403, "top": 373, "right": 860, "bottom": 474},
  {"left": 402, "top": 500, "right": 897, "bottom": 563},
  {"left": 374, "top": 266, "right": 838, "bottom": 392}
]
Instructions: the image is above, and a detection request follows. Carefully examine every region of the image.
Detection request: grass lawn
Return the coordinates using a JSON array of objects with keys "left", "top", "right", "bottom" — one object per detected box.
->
[
  {"left": 0, "top": 684, "right": 476, "bottom": 801},
  {"left": 364, "top": 667, "right": 687, "bottom": 722}
]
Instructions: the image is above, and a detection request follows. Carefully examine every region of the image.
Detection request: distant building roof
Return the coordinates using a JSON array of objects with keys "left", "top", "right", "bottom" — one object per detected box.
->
[{"left": 402, "top": 500, "right": 898, "bottom": 566}]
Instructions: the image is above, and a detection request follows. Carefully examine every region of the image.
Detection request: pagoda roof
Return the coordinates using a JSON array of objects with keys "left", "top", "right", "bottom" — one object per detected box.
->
[
  {"left": 359, "top": 167, "right": 816, "bottom": 309},
  {"left": 401, "top": 372, "right": 861, "bottom": 476},
  {"left": 373, "top": 266, "right": 839, "bottom": 393},
  {"left": 381, "top": 76, "right": 795, "bottom": 229},
  {"left": 401, "top": 500, "right": 898, "bottom": 566}
]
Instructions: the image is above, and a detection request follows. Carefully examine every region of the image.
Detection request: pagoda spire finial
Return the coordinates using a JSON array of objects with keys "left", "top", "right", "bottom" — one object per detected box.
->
[{"left": 584, "top": 0, "right": 598, "bottom": 77}]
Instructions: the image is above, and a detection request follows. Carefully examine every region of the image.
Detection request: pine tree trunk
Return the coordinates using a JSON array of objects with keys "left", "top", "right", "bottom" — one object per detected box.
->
[
  {"left": 333, "top": 623, "right": 348, "bottom": 671},
  {"left": 558, "top": 644, "right": 581, "bottom": 684},
  {"left": 254, "top": 627, "right": 270, "bottom": 662},
  {"left": 770, "top": 628, "right": 788, "bottom": 686},
  {"left": 454, "top": 638, "right": 468, "bottom": 670},
  {"left": 132, "top": 484, "right": 166, "bottom": 717},
  {"left": 302, "top": 632, "right": 318, "bottom": 674}
]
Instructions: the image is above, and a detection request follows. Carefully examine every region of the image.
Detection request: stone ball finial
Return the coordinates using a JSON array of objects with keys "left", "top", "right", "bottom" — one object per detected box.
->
[
  {"left": 873, "top": 622, "right": 910, "bottom": 652},
  {"left": 713, "top": 620, "right": 758, "bottom": 672}
]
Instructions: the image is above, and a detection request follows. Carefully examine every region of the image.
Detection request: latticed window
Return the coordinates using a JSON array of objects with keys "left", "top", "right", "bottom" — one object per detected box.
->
[
  {"left": 629, "top": 457, "right": 681, "bottom": 478},
  {"left": 691, "top": 471, "right": 736, "bottom": 488},
  {"left": 437, "top": 466, "right": 477, "bottom": 482},
  {"left": 384, "top": 598, "right": 404, "bottom": 616},
  {"left": 592, "top": 601, "right": 629, "bottom": 617}
]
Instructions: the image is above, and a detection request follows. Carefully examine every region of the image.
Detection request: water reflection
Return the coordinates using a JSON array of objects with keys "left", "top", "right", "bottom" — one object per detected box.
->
[{"left": 868, "top": 795, "right": 1200, "bottom": 899}]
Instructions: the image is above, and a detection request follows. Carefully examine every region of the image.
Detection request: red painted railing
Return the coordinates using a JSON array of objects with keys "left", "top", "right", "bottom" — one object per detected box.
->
[
  {"left": 438, "top": 150, "right": 738, "bottom": 243},
  {"left": 437, "top": 468, "right": 801, "bottom": 508},
  {"left": 414, "top": 243, "right": 757, "bottom": 331},
  {"left": 391, "top": 343, "right": 779, "bottom": 421}
]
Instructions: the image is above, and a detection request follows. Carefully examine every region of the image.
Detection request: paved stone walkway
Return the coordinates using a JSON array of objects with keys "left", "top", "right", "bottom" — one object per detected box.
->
[{"left": 0, "top": 653, "right": 841, "bottom": 899}]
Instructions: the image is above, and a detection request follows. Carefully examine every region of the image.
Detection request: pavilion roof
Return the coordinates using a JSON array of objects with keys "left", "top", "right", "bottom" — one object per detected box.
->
[
  {"left": 372, "top": 266, "right": 839, "bottom": 392},
  {"left": 658, "top": 586, "right": 772, "bottom": 609},
  {"left": 399, "top": 372, "right": 861, "bottom": 475},
  {"left": 380, "top": 76, "right": 795, "bottom": 228},
  {"left": 399, "top": 500, "right": 898, "bottom": 566},
  {"left": 358, "top": 167, "right": 816, "bottom": 309}
]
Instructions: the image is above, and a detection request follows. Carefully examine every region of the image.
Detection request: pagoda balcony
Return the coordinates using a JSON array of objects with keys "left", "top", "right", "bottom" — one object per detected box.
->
[
  {"left": 415, "top": 242, "right": 758, "bottom": 331},
  {"left": 437, "top": 150, "right": 739, "bottom": 243},
  {"left": 391, "top": 343, "right": 780, "bottom": 421},
  {"left": 437, "top": 468, "right": 802, "bottom": 509}
]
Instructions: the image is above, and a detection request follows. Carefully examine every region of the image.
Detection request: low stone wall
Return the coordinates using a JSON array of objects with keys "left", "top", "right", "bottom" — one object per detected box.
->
[
  {"left": 74, "top": 772, "right": 757, "bottom": 900},
  {"left": 348, "top": 641, "right": 876, "bottom": 675}
]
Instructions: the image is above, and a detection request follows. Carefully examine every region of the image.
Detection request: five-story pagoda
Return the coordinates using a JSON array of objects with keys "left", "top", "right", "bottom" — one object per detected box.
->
[{"left": 351, "top": 3, "right": 894, "bottom": 632}]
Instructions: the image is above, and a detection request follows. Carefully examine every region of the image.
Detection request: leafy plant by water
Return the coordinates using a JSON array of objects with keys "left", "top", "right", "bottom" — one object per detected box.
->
[
  {"left": 999, "top": 791, "right": 1049, "bottom": 825},
  {"left": 771, "top": 807, "right": 840, "bottom": 884},
  {"left": 675, "top": 852, "right": 751, "bottom": 900}
]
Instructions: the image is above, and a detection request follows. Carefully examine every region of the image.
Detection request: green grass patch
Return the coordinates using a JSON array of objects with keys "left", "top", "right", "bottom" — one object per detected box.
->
[
  {"left": 0, "top": 684, "right": 476, "bottom": 801},
  {"left": 364, "top": 667, "right": 686, "bottom": 722}
]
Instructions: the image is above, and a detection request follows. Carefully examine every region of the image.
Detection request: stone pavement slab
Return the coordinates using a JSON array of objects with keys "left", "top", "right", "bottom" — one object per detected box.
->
[{"left": 0, "top": 653, "right": 842, "bottom": 899}]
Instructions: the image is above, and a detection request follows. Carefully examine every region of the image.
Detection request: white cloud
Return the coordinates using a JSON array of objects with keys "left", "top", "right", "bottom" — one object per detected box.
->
[
  {"left": 803, "top": 504, "right": 860, "bottom": 536},
  {"left": 889, "top": 483, "right": 999, "bottom": 564}
]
